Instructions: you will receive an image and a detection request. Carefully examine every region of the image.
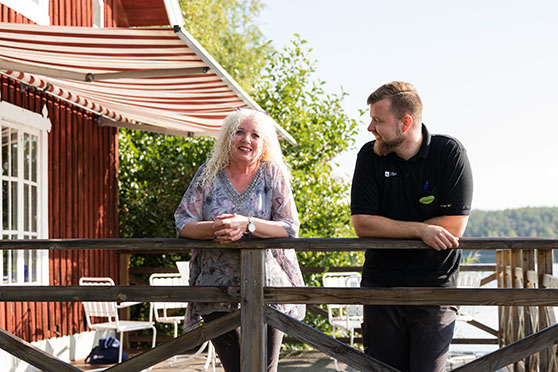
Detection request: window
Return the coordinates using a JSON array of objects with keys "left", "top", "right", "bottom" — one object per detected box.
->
[
  {"left": 0, "top": 99, "right": 50, "bottom": 285},
  {"left": 0, "top": 0, "right": 49, "bottom": 25}
]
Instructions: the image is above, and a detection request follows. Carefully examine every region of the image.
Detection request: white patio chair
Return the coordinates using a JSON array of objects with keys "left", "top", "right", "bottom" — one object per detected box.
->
[
  {"left": 322, "top": 272, "right": 363, "bottom": 370},
  {"left": 149, "top": 273, "right": 188, "bottom": 338},
  {"left": 150, "top": 263, "right": 216, "bottom": 371},
  {"left": 79, "top": 277, "right": 157, "bottom": 363}
]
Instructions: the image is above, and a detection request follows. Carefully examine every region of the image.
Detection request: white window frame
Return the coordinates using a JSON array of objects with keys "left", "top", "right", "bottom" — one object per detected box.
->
[
  {"left": 0, "top": 95, "right": 50, "bottom": 285},
  {"left": 0, "top": 0, "right": 50, "bottom": 25},
  {"left": 93, "top": 0, "right": 104, "bottom": 28}
]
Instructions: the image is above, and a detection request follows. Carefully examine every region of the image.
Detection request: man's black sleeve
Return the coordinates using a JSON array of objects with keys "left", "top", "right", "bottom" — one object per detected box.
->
[
  {"left": 351, "top": 144, "right": 378, "bottom": 216},
  {"left": 439, "top": 139, "right": 473, "bottom": 215}
]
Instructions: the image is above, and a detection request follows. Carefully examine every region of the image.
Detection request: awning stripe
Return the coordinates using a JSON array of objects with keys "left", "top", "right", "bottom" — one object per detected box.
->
[{"left": 0, "top": 23, "right": 296, "bottom": 144}]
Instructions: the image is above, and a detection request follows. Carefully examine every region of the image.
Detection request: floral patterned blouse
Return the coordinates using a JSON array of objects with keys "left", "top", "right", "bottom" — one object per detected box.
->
[{"left": 174, "top": 161, "right": 305, "bottom": 331}]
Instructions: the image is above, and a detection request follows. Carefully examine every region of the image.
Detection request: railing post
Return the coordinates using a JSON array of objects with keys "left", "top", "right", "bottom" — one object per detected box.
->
[
  {"left": 241, "top": 248, "right": 266, "bottom": 372},
  {"left": 537, "top": 248, "right": 556, "bottom": 371},
  {"left": 496, "top": 249, "right": 504, "bottom": 348},
  {"left": 511, "top": 249, "right": 522, "bottom": 372},
  {"left": 118, "top": 252, "right": 131, "bottom": 348},
  {"left": 522, "top": 249, "right": 537, "bottom": 370}
]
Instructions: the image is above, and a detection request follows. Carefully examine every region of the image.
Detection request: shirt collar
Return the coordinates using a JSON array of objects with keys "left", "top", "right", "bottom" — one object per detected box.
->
[
  {"left": 413, "top": 124, "right": 431, "bottom": 161},
  {"left": 386, "top": 123, "right": 430, "bottom": 162}
]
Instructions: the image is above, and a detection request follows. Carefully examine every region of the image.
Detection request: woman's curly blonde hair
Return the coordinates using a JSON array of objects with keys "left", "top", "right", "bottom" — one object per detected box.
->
[{"left": 197, "top": 109, "right": 291, "bottom": 187}]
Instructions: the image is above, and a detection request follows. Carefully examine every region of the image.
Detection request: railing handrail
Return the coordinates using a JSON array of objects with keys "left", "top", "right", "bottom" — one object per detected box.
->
[
  {"left": 0, "top": 237, "right": 557, "bottom": 251},
  {"left": 1, "top": 237, "right": 558, "bottom": 372}
]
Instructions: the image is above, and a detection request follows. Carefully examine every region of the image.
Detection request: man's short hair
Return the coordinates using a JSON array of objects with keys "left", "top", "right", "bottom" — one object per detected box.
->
[{"left": 367, "top": 81, "right": 422, "bottom": 122}]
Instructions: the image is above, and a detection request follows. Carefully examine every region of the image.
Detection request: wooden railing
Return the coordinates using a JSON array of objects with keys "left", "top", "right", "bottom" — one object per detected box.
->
[
  {"left": 126, "top": 258, "right": 499, "bottom": 346},
  {"left": 1, "top": 238, "right": 558, "bottom": 372}
]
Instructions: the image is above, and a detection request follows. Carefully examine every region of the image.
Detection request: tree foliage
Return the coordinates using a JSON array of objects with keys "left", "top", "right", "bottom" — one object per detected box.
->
[
  {"left": 119, "top": 132, "right": 213, "bottom": 238},
  {"left": 179, "top": 0, "right": 270, "bottom": 92},
  {"left": 464, "top": 207, "right": 558, "bottom": 238},
  {"left": 254, "top": 37, "right": 362, "bottom": 288}
]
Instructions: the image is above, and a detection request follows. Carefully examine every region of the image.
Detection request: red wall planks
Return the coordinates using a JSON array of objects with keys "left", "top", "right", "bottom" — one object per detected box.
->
[
  {"left": 0, "top": 0, "right": 132, "bottom": 343},
  {"left": 0, "top": 75, "right": 119, "bottom": 342}
]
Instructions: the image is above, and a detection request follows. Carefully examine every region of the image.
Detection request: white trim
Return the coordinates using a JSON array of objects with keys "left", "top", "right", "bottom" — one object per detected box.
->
[
  {"left": 39, "top": 106, "right": 49, "bottom": 284},
  {"left": 0, "top": 101, "right": 51, "bottom": 132},
  {"left": 0, "top": 99, "right": 50, "bottom": 285},
  {"left": 163, "top": 0, "right": 185, "bottom": 27},
  {"left": 0, "top": 0, "right": 50, "bottom": 25},
  {"left": 93, "top": 0, "right": 104, "bottom": 28}
]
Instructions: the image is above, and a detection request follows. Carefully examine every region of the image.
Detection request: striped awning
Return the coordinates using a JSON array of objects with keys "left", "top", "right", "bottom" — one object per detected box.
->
[{"left": 0, "top": 23, "right": 295, "bottom": 144}]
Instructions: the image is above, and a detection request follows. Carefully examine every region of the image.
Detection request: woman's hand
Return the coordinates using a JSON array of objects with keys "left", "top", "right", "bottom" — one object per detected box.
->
[{"left": 213, "top": 213, "right": 248, "bottom": 243}]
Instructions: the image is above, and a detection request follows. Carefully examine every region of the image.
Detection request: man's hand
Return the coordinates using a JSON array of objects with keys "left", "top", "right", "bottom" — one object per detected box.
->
[{"left": 419, "top": 224, "right": 460, "bottom": 251}]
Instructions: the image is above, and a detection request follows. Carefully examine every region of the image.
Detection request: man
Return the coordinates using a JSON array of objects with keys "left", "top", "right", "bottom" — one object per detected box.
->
[{"left": 351, "top": 81, "right": 473, "bottom": 372}]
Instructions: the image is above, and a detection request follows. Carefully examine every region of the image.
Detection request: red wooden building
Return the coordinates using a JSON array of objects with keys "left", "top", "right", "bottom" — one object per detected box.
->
[{"left": 0, "top": 1, "right": 289, "bottom": 369}]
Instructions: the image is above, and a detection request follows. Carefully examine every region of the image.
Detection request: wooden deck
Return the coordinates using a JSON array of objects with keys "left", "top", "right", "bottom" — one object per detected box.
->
[
  {"left": 70, "top": 349, "right": 501, "bottom": 371},
  {"left": 71, "top": 350, "right": 356, "bottom": 371},
  {"left": 72, "top": 350, "right": 357, "bottom": 372}
]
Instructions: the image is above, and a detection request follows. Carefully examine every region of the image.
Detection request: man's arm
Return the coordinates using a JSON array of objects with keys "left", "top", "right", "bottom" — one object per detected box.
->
[{"left": 352, "top": 214, "right": 469, "bottom": 251}]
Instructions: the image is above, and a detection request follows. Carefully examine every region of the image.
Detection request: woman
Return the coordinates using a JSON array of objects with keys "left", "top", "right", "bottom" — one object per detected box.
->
[{"left": 174, "top": 108, "right": 305, "bottom": 372}]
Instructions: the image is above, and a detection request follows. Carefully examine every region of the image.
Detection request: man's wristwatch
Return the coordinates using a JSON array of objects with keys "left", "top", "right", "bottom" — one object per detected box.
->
[{"left": 246, "top": 217, "right": 256, "bottom": 234}]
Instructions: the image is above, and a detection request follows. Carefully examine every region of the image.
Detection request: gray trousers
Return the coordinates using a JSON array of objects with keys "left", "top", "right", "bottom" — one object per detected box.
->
[{"left": 361, "top": 280, "right": 457, "bottom": 372}]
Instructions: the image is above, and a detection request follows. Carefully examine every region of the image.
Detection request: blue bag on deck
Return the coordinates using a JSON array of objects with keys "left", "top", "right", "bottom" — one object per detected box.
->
[{"left": 85, "top": 336, "right": 129, "bottom": 364}]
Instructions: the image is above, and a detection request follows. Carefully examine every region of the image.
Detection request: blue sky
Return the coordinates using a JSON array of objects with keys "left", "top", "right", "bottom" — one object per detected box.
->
[{"left": 259, "top": 0, "right": 558, "bottom": 211}]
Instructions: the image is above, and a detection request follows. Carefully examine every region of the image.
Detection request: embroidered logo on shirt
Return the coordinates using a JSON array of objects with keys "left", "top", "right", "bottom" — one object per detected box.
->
[
  {"left": 419, "top": 195, "right": 435, "bottom": 205},
  {"left": 384, "top": 171, "right": 397, "bottom": 177}
]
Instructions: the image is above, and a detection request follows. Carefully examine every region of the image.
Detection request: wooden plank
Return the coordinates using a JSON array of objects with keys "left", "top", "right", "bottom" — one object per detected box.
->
[
  {"left": 105, "top": 310, "right": 240, "bottom": 372},
  {"left": 264, "top": 287, "right": 558, "bottom": 306},
  {"left": 4, "top": 287, "right": 558, "bottom": 306},
  {"left": 303, "top": 265, "right": 495, "bottom": 274},
  {"left": 307, "top": 304, "right": 328, "bottom": 318},
  {"left": 265, "top": 307, "right": 400, "bottom": 372},
  {"left": 481, "top": 273, "right": 497, "bottom": 287},
  {"left": 511, "top": 250, "right": 522, "bottom": 371},
  {"left": 537, "top": 248, "right": 554, "bottom": 371},
  {"left": 452, "top": 338, "right": 499, "bottom": 345},
  {"left": 241, "top": 249, "right": 265, "bottom": 372},
  {"left": 0, "top": 286, "right": 238, "bottom": 303},
  {"left": 452, "top": 322, "right": 558, "bottom": 372},
  {"left": 0, "top": 237, "right": 556, "bottom": 252},
  {"left": 465, "top": 319, "right": 499, "bottom": 337},
  {"left": 0, "top": 328, "right": 81, "bottom": 372},
  {"left": 522, "top": 249, "right": 537, "bottom": 370}
]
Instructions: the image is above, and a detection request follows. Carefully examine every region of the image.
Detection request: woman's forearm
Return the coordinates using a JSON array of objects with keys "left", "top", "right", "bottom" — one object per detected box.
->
[
  {"left": 250, "top": 218, "right": 289, "bottom": 238},
  {"left": 179, "top": 221, "right": 216, "bottom": 240}
]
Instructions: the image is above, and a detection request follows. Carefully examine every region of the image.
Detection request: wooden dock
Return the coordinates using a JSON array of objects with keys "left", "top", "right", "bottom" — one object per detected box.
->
[
  {"left": 72, "top": 350, "right": 356, "bottom": 371},
  {"left": 71, "top": 349, "right": 498, "bottom": 371}
]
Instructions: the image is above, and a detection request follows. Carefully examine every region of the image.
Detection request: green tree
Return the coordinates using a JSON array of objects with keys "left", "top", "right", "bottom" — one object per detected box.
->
[
  {"left": 255, "top": 37, "right": 362, "bottom": 289},
  {"left": 179, "top": 0, "right": 270, "bottom": 92},
  {"left": 119, "top": 0, "right": 362, "bottom": 341},
  {"left": 464, "top": 207, "right": 558, "bottom": 238}
]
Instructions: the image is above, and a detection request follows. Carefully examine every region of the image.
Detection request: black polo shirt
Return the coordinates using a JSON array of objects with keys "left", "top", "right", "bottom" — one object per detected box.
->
[{"left": 351, "top": 124, "right": 473, "bottom": 287}]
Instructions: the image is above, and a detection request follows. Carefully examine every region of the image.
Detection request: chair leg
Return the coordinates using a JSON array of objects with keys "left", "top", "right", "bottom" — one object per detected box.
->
[
  {"left": 151, "top": 326, "right": 157, "bottom": 348},
  {"left": 118, "top": 332, "right": 123, "bottom": 363},
  {"left": 331, "top": 326, "right": 340, "bottom": 371},
  {"left": 204, "top": 342, "right": 216, "bottom": 372}
]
